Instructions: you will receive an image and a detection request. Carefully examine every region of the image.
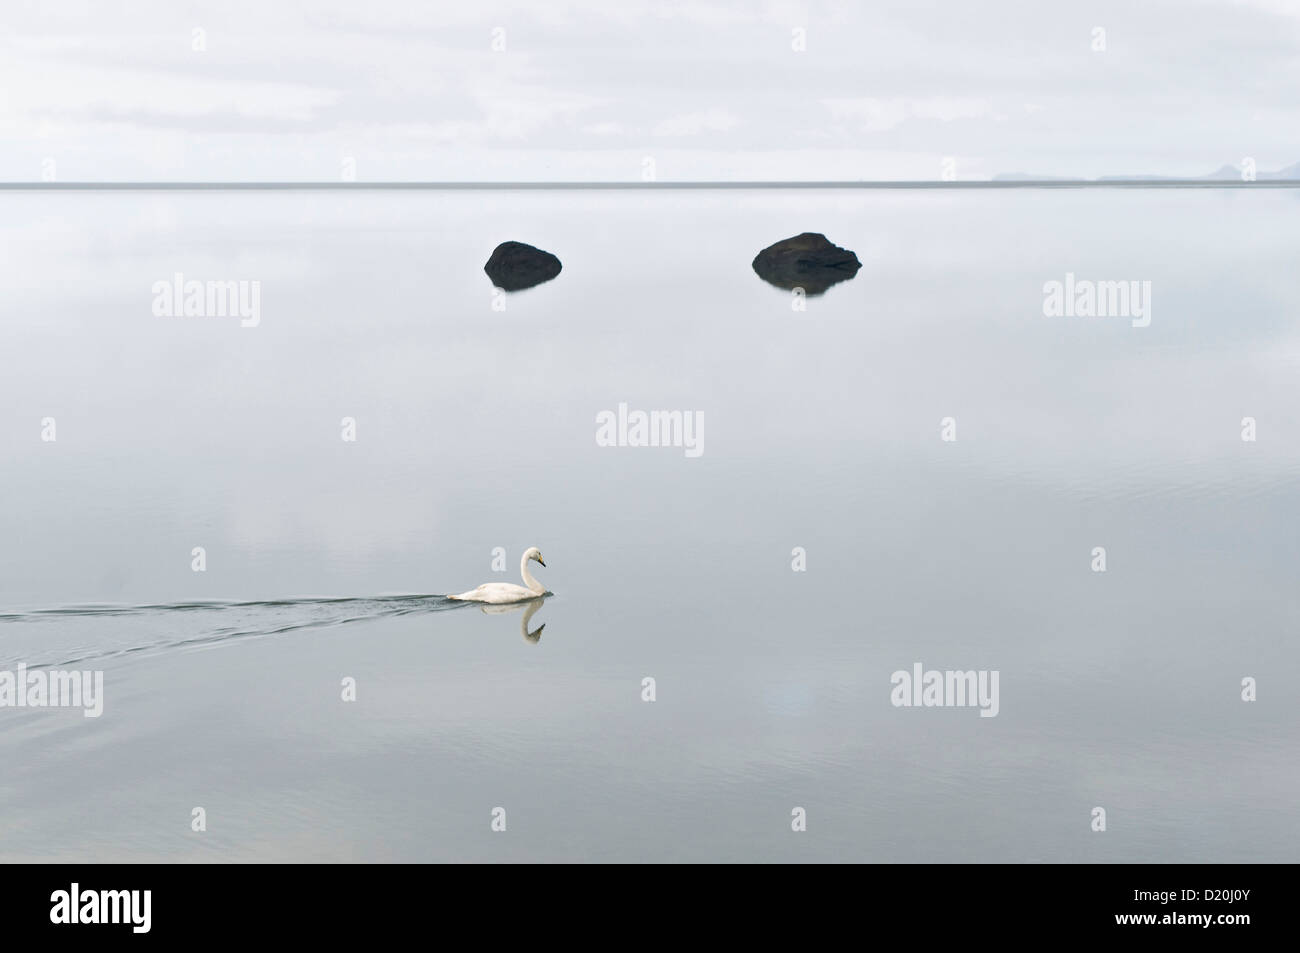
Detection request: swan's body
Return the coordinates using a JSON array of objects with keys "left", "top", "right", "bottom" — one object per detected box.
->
[{"left": 449, "top": 547, "right": 548, "bottom": 604}]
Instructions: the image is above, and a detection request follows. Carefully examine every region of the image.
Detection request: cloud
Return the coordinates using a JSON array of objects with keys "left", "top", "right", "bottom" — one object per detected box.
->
[
  {"left": 652, "top": 108, "right": 741, "bottom": 137},
  {"left": 822, "top": 97, "right": 997, "bottom": 133},
  {"left": 1, "top": 0, "right": 1298, "bottom": 180}
]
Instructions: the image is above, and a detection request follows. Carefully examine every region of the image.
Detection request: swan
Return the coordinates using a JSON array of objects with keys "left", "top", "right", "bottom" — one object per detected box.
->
[{"left": 448, "top": 547, "right": 549, "bottom": 604}]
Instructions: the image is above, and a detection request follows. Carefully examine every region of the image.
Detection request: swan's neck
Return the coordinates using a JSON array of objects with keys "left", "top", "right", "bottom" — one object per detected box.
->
[{"left": 520, "top": 554, "right": 544, "bottom": 594}]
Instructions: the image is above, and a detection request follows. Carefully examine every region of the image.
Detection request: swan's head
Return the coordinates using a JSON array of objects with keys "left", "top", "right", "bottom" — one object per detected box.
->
[{"left": 524, "top": 546, "right": 545, "bottom": 568}]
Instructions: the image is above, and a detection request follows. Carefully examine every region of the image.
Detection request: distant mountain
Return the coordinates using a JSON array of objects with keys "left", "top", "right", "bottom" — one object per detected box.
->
[
  {"left": 991, "top": 172, "right": 1073, "bottom": 181},
  {"left": 1197, "top": 161, "right": 1300, "bottom": 181},
  {"left": 1096, "top": 173, "right": 1181, "bottom": 181},
  {"left": 994, "top": 162, "right": 1300, "bottom": 182},
  {"left": 1202, "top": 165, "right": 1244, "bottom": 181}
]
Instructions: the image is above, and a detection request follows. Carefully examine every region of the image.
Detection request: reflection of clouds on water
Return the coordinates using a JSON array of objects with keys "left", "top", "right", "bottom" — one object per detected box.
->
[
  {"left": 2, "top": 183, "right": 1299, "bottom": 861},
  {"left": 3, "top": 188, "right": 1300, "bottom": 613},
  {"left": 762, "top": 681, "right": 816, "bottom": 717}
]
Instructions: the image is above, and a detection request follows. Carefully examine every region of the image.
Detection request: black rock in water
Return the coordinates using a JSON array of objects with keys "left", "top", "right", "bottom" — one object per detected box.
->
[
  {"left": 752, "top": 232, "right": 861, "bottom": 295},
  {"left": 484, "top": 241, "right": 563, "bottom": 291}
]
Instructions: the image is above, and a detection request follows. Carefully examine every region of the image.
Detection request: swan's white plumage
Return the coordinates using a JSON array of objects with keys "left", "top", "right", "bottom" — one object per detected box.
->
[{"left": 449, "top": 547, "right": 548, "bottom": 603}]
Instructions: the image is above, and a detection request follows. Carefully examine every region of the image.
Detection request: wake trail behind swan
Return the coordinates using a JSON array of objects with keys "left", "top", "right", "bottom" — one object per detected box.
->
[{"left": 0, "top": 594, "right": 466, "bottom": 669}]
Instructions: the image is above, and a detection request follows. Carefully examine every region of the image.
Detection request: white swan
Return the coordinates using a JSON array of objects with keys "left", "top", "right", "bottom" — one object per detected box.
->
[{"left": 448, "top": 547, "right": 548, "bottom": 604}]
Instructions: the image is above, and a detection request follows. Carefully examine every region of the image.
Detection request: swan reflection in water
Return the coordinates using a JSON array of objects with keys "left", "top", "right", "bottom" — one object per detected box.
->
[{"left": 478, "top": 596, "right": 549, "bottom": 644}]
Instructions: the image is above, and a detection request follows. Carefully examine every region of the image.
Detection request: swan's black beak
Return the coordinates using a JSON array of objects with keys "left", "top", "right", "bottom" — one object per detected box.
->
[{"left": 538, "top": 557, "right": 546, "bottom": 567}]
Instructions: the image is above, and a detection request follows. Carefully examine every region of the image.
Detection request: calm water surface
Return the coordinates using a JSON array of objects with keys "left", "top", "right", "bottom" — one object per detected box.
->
[{"left": 1, "top": 189, "right": 1297, "bottom": 861}]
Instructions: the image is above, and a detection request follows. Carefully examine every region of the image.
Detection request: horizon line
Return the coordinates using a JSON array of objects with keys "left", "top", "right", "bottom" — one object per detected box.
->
[{"left": 2, "top": 179, "right": 1298, "bottom": 191}]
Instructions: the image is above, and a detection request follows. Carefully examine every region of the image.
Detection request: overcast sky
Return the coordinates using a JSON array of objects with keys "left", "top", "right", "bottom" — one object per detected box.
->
[{"left": 3, "top": 0, "right": 1298, "bottom": 181}]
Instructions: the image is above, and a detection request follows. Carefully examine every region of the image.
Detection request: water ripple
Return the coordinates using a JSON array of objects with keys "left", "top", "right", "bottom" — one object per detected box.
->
[{"left": 0, "top": 594, "right": 465, "bottom": 669}]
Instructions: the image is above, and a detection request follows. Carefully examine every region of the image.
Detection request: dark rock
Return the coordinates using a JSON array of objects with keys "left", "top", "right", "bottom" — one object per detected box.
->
[
  {"left": 484, "top": 241, "right": 562, "bottom": 291},
  {"left": 752, "top": 232, "right": 861, "bottom": 295}
]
